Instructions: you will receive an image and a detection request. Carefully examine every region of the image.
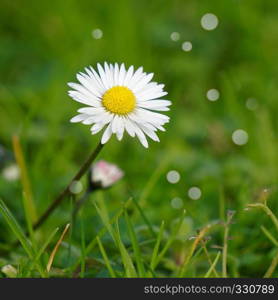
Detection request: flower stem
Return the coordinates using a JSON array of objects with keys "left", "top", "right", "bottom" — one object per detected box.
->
[
  {"left": 247, "top": 203, "right": 278, "bottom": 234},
  {"left": 222, "top": 210, "right": 235, "bottom": 278},
  {"left": 222, "top": 224, "right": 229, "bottom": 277},
  {"left": 33, "top": 141, "right": 104, "bottom": 231}
]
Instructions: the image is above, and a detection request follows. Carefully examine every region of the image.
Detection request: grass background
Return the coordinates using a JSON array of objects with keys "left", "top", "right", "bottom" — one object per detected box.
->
[{"left": 0, "top": 0, "right": 278, "bottom": 277}]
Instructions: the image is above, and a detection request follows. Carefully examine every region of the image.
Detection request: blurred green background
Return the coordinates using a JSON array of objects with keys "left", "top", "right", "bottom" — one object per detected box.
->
[{"left": 0, "top": 0, "right": 278, "bottom": 277}]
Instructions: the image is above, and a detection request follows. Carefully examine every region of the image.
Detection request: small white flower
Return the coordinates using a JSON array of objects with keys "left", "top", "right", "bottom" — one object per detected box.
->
[
  {"left": 90, "top": 160, "right": 124, "bottom": 188},
  {"left": 68, "top": 63, "right": 171, "bottom": 148}
]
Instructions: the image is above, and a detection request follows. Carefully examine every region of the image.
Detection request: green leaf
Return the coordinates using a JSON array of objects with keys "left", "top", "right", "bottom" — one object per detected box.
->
[
  {"left": 204, "top": 251, "right": 221, "bottom": 278},
  {"left": 124, "top": 211, "right": 145, "bottom": 277},
  {"left": 150, "top": 220, "right": 165, "bottom": 272},
  {"left": 0, "top": 198, "right": 34, "bottom": 258},
  {"left": 96, "top": 236, "right": 116, "bottom": 278},
  {"left": 114, "top": 220, "right": 137, "bottom": 277}
]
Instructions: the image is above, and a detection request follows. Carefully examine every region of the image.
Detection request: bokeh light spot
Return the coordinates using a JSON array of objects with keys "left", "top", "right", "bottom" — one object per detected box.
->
[
  {"left": 188, "top": 186, "right": 202, "bottom": 200},
  {"left": 182, "top": 41, "right": 192, "bottom": 52},
  {"left": 166, "top": 170, "right": 180, "bottom": 184},
  {"left": 170, "top": 32, "right": 180, "bottom": 41},
  {"left": 171, "top": 197, "right": 184, "bottom": 209},
  {"left": 201, "top": 13, "right": 219, "bottom": 31},
  {"left": 206, "top": 89, "right": 220, "bottom": 101},
  {"left": 232, "top": 129, "right": 249, "bottom": 145},
  {"left": 92, "top": 28, "right": 103, "bottom": 39},
  {"left": 246, "top": 98, "right": 258, "bottom": 111}
]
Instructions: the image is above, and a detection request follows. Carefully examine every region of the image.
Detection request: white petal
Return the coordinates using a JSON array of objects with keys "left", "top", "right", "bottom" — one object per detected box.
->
[
  {"left": 76, "top": 73, "right": 104, "bottom": 97},
  {"left": 137, "top": 103, "right": 170, "bottom": 111},
  {"left": 97, "top": 63, "right": 109, "bottom": 90},
  {"left": 138, "top": 100, "right": 171, "bottom": 108},
  {"left": 90, "top": 123, "right": 106, "bottom": 134},
  {"left": 113, "top": 63, "right": 120, "bottom": 86},
  {"left": 108, "top": 64, "right": 115, "bottom": 86},
  {"left": 70, "top": 114, "right": 89, "bottom": 123},
  {"left": 82, "top": 111, "right": 112, "bottom": 125},
  {"left": 128, "top": 111, "right": 168, "bottom": 129},
  {"left": 101, "top": 123, "right": 113, "bottom": 144},
  {"left": 137, "top": 122, "right": 157, "bottom": 132},
  {"left": 131, "top": 73, "right": 154, "bottom": 93},
  {"left": 127, "top": 67, "right": 144, "bottom": 88},
  {"left": 135, "top": 108, "right": 170, "bottom": 123},
  {"left": 123, "top": 65, "right": 134, "bottom": 86},
  {"left": 132, "top": 123, "right": 149, "bottom": 148},
  {"left": 88, "top": 66, "right": 106, "bottom": 93},
  {"left": 68, "top": 91, "right": 101, "bottom": 107},
  {"left": 118, "top": 63, "right": 126, "bottom": 86},
  {"left": 104, "top": 62, "right": 113, "bottom": 88},
  {"left": 140, "top": 125, "right": 160, "bottom": 142},
  {"left": 111, "top": 115, "right": 120, "bottom": 133},
  {"left": 83, "top": 69, "right": 104, "bottom": 97},
  {"left": 137, "top": 91, "right": 168, "bottom": 102},
  {"left": 116, "top": 117, "right": 125, "bottom": 141},
  {"left": 77, "top": 107, "right": 105, "bottom": 115},
  {"left": 124, "top": 118, "right": 136, "bottom": 137},
  {"left": 135, "top": 83, "right": 164, "bottom": 98},
  {"left": 68, "top": 82, "right": 101, "bottom": 100}
]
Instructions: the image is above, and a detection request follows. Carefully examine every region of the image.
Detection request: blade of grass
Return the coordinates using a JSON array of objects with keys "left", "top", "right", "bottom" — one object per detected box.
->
[
  {"left": 222, "top": 211, "right": 235, "bottom": 278},
  {"left": 247, "top": 203, "right": 278, "bottom": 234},
  {"left": 204, "top": 251, "right": 221, "bottom": 278},
  {"left": 96, "top": 236, "right": 116, "bottom": 278},
  {"left": 131, "top": 197, "right": 156, "bottom": 238},
  {"left": 35, "top": 227, "right": 60, "bottom": 261},
  {"left": 114, "top": 220, "right": 137, "bottom": 277},
  {"left": 150, "top": 220, "right": 165, "bottom": 271},
  {"left": 154, "top": 210, "right": 186, "bottom": 270},
  {"left": 218, "top": 186, "right": 225, "bottom": 220},
  {"left": 202, "top": 242, "right": 219, "bottom": 277},
  {"left": 0, "top": 198, "right": 34, "bottom": 258},
  {"left": 93, "top": 202, "right": 115, "bottom": 242},
  {"left": 92, "top": 196, "right": 137, "bottom": 277},
  {"left": 22, "top": 192, "right": 35, "bottom": 244},
  {"left": 124, "top": 211, "right": 145, "bottom": 277},
  {"left": 27, "top": 227, "right": 59, "bottom": 277},
  {"left": 69, "top": 198, "right": 132, "bottom": 273},
  {"left": 0, "top": 198, "right": 45, "bottom": 277},
  {"left": 12, "top": 135, "right": 37, "bottom": 223},
  {"left": 264, "top": 250, "right": 278, "bottom": 278},
  {"left": 261, "top": 226, "right": 278, "bottom": 247},
  {"left": 178, "top": 223, "right": 213, "bottom": 277},
  {"left": 79, "top": 208, "right": 86, "bottom": 278},
  {"left": 47, "top": 223, "right": 70, "bottom": 272}
]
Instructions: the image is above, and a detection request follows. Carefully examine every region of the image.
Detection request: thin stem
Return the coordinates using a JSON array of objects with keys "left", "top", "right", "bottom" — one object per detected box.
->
[
  {"left": 178, "top": 223, "right": 212, "bottom": 277},
  {"left": 247, "top": 203, "right": 278, "bottom": 234},
  {"left": 202, "top": 242, "right": 219, "bottom": 277},
  {"left": 33, "top": 141, "right": 104, "bottom": 231},
  {"left": 222, "top": 211, "right": 235, "bottom": 278},
  {"left": 264, "top": 249, "right": 278, "bottom": 278},
  {"left": 72, "top": 189, "right": 91, "bottom": 221},
  {"left": 222, "top": 224, "right": 229, "bottom": 277}
]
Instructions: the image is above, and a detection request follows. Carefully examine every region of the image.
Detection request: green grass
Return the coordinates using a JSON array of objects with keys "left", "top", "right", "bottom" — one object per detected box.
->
[{"left": 0, "top": 0, "right": 278, "bottom": 278}]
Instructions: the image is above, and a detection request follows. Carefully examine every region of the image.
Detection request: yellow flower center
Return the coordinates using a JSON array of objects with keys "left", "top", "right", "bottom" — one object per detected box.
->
[{"left": 102, "top": 86, "right": 136, "bottom": 115}]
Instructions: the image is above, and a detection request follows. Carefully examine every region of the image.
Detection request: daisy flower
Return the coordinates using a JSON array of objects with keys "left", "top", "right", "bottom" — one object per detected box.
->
[{"left": 68, "top": 63, "right": 171, "bottom": 148}]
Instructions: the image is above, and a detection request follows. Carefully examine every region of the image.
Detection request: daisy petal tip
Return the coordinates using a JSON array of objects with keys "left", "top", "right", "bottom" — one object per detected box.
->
[{"left": 143, "top": 143, "right": 149, "bottom": 148}]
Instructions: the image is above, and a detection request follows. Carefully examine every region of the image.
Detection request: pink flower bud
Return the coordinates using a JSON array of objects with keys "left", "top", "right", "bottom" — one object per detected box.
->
[{"left": 90, "top": 160, "right": 124, "bottom": 189}]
